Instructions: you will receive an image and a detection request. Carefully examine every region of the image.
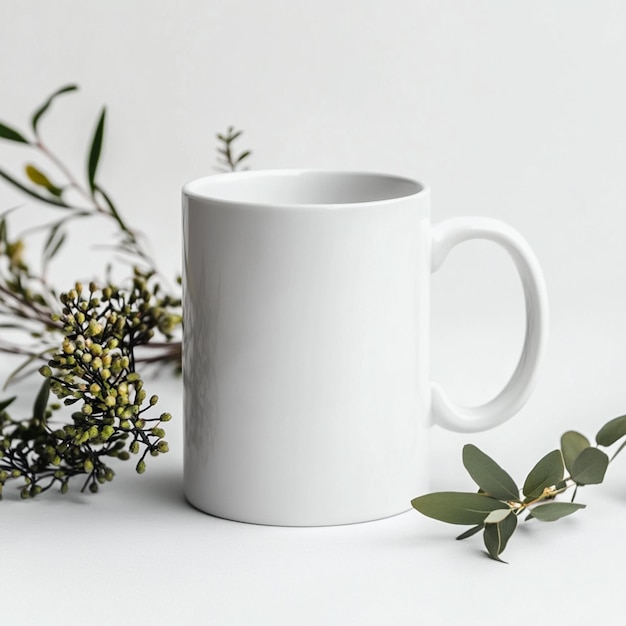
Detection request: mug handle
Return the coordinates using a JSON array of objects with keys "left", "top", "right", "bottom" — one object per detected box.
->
[{"left": 430, "top": 217, "right": 549, "bottom": 433}]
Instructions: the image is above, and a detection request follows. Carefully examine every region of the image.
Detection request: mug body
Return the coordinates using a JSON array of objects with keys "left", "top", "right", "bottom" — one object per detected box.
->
[{"left": 182, "top": 170, "right": 431, "bottom": 525}]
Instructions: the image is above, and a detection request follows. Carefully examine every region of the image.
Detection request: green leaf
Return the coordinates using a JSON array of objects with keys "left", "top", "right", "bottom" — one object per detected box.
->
[
  {"left": 483, "top": 512, "right": 517, "bottom": 562},
  {"left": 561, "top": 431, "right": 590, "bottom": 475},
  {"left": 456, "top": 524, "right": 484, "bottom": 541},
  {"left": 235, "top": 150, "right": 251, "bottom": 164},
  {"left": 87, "top": 107, "right": 106, "bottom": 194},
  {"left": 0, "top": 216, "right": 6, "bottom": 243},
  {"left": 462, "top": 444, "right": 519, "bottom": 501},
  {"left": 43, "top": 222, "right": 67, "bottom": 261},
  {"left": 0, "top": 168, "right": 69, "bottom": 208},
  {"left": 0, "top": 121, "right": 29, "bottom": 144},
  {"left": 527, "top": 502, "right": 586, "bottom": 522},
  {"left": 523, "top": 450, "right": 564, "bottom": 500},
  {"left": 24, "top": 163, "right": 60, "bottom": 195},
  {"left": 33, "top": 377, "right": 50, "bottom": 423},
  {"left": 596, "top": 414, "right": 626, "bottom": 447},
  {"left": 31, "top": 84, "right": 78, "bottom": 134},
  {"left": 610, "top": 439, "right": 626, "bottom": 462},
  {"left": 411, "top": 492, "right": 509, "bottom": 525},
  {"left": 484, "top": 508, "right": 512, "bottom": 524},
  {"left": 0, "top": 396, "right": 17, "bottom": 412},
  {"left": 571, "top": 447, "right": 609, "bottom": 485}
]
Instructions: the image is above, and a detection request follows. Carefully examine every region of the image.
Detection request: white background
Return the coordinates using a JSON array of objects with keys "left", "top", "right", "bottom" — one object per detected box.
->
[{"left": 1, "top": 1, "right": 626, "bottom": 624}]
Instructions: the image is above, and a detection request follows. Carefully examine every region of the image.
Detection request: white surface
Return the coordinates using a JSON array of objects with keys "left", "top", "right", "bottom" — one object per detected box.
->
[{"left": 1, "top": 1, "right": 626, "bottom": 624}]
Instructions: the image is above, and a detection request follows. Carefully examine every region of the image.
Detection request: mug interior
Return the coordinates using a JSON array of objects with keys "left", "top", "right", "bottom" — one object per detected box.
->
[{"left": 183, "top": 170, "right": 423, "bottom": 207}]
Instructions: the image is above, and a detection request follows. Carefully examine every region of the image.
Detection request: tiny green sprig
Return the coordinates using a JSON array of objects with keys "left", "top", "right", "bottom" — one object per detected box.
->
[
  {"left": 215, "top": 126, "right": 252, "bottom": 172},
  {"left": 412, "top": 416, "right": 626, "bottom": 562}
]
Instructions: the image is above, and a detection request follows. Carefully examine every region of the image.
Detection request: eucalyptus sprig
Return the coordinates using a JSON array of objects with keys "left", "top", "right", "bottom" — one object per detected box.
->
[
  {"left": 0, "top": 84, "right": 251, "bottom": 499},
  {"left": 412, "top": 416, "right": 626, "bottom": 562}
]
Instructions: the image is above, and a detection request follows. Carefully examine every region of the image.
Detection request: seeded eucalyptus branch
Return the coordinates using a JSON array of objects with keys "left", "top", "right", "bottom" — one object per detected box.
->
[
  {"left": 0, "top": 84, "right": 251, "bottom": 498},
  {"left": 412, "top": 416, "right": 626, "bottom": 562}
]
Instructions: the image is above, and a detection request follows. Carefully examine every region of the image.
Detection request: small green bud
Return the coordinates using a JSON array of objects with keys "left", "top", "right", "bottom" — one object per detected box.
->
[
  {"left": 101, "top": 368, "right": 111, "bottom": 380},
  {"left": 89, "top": 383, "right": 101, "bottom": 396},
  {"left": 120, "top": 419, "right": 131, "bottom": 430},
  {"left": 89, "top": 482, "right": 99, "bottom": 493},
  {"left": 104, "top": 468, "right": 115, "bottom": 481},
  {"left": 118, "top": 451, "right": 130, "bottom": 461},
  {"left": 90, "top": 343, "right": 103, "bottom": 357},
  {"left": 60, "top": 482, "right": 69, "bottom": 494},
  {"left": 101, "top": 425, "right": 114, "bottom": 440},
  {"left": 20, "top": 487, "right": 30, "bottom": 499},
  {"left": 151, "top": 427, "right": 165, "bottom": 438},
  {"left": 157, "top": 441, "right": 169, "bottom": 454},
  {"left": 150, "top": 395, "right": 159, "bottom": 406},
  {"left": 160, "top": 412, "right": 172, "bottom": 422},
  {"left": 127, "top": 372, "right": 140, "bottom": 383},
  {"left": 76, "top": 311, "right": 86, "bottom": 325},
  {"left": 39, "top": 365, "right": 52, "bottom": 378},
  {"left": 88, "top": 425, "right": 99, "bottom": 439},
  {"left": 91, "top": 356, "right": 103, "bottom": 370},
  {"left": 11, "top": 469, "right": 21, "bottom": 478},
  {"left": 84, "top": 459, "right": 94, "bottom": 473},
  {"left": 136, "top": 460, "right": 146, "bottom": 474},
  {"left": 81, "top": 404, "right": 93, "bottom": 416},
  {"left": 130, "top": 441, "right": 140, "bottom": 454}
]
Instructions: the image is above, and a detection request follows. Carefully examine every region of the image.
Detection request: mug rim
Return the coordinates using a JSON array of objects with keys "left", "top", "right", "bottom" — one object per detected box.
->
[{"left": 182, "top": 169, "right": 429, "bottom": 209}]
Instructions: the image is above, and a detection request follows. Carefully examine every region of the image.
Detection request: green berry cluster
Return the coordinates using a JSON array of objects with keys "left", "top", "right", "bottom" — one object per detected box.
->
[{"left": 0, "top": 270, "right": 177, "bottom": 499}]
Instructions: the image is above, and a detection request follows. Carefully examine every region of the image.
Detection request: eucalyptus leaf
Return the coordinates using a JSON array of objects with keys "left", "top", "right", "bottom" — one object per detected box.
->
[
  {"left": 31, "top": 84, "right": 78, "bottom": 134},
  {"left": 24, "top": 164, "right": 58, "bottom": 193},
  {"left": 523, "top": 450, "right": 564, "bottom": 501},
  {"left": 411, "top": 492, "right": 509, "bottom": 525},
  {"left": 87, "top": 108, "right": 106, "bottom": 194},
  {"left": 0, "top": 396, "right": 17, "bottom": 412},
  {"left": 462, "top": 444, "right": 519, "bottom": 501},
  {"left": 0, "top": 168, "right": 69, "bottom": 208},
  {"left": 484, "top": 508, "right": 512, "bottom": 524},
  {"left": 571, "top": 447, "right": 609, "bottom": 485},
  {"left": 32, "top": 378, "right": 50, "bottom": 423},
  {"left": 527, "top": 502, "right": 586, "bottom": 522},
  {"left": 483, "top": 512, "right": 517, "bottom": 562},
  {"left": 456, "top": 524, "right": 483, "bottom": 541},
  {"left": 561, "top": 431, "right": 590, "bottom": 475},
  {"left": 596, "top": 414, "right": 626, "bottom": 447},
  {"left": 0, "top": 121, "right": 29, "bottom": 144}
]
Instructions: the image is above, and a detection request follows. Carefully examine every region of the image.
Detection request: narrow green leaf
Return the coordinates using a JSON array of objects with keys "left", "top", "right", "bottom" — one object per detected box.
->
[
  {"left": 571, "top": 447, "right": 609, "bottom": 485},
  {"left": 0, "top": 396, "right": 17, "bottom": 412},
  {"left": 561, "top": 431, "right": 590, "bottom": 475},
  {"left": 462, "top": 444, "right": 519, "bottom": 501},
  {"left": 483, "top": 513, "right": 517, "bottom": 562},
  {"left": 596, "top": 414, "right": 626, "bottom": 447},
  {"left": 0, "top": 217, "right": 6, "bottom": 243},
  {"left": 33, "top": 377, "right": 50, "bottom": 423},
  {"left": 44, "top": 230, "right": 66, "bottom": 262},
  {"left": 456, "top": 524, "right": 483, "bottom": 541},
  {"left": 87, "top": 108, "right": 106, "bottom": 193},
  {"left": 523, "top": 450, "right": 564, "bottom": 500},
  {"left": 42, "top": 221, "right": 67, "bottom": 262},
  {"left": 528, "top": 502, "right": 586, "bottom": 522},
  {"left": 235, "top": 150, "right": 251, "bottom": 164},
  {"left": 0, "top": 122, "right": 29, "bottom": 143},
  {"left": 31, "top": 84, "right": 78, "bottom": 134},
  {"left": 0, "top": 168, "right": 69, "bottom": 208},
  {"left": 411, "top": 491, "right": 509, "bottom": 525}
]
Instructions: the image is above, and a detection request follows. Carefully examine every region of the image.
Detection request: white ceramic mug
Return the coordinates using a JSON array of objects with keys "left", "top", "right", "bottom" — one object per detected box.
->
[{"left": 182, "top": 170, "right": 548, "bottom": 526}]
